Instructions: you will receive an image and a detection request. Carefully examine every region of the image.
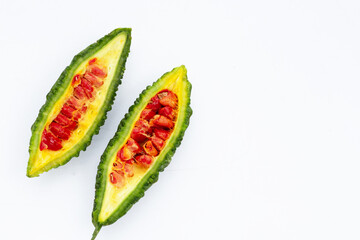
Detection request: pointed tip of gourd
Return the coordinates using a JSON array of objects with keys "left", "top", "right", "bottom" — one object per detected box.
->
[
  {"left": 26, "top": 162, "right": 42, "bottom": 178},
  {"left": 26, "top": 167, "right": 36, "bottom": 178},
  {"left": 113, "top": 27, "right": 132, "bottom": 34},
  {"left": 173, "top": 65, "right": 187, "bottom": 75},
  {"left": 179, "top": 64, "right": 186, "bottom": 68},
  {"left": 91, "top": 226, "right": 102, "bottom": 240}
]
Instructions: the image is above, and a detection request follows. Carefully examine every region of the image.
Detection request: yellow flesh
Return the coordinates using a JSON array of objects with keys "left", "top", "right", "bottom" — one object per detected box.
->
[
  {"left": 28, "top": 33, "right": 127, "bottom": 176},
  {"left": 98, "top": 67, "right": 187, "bottom": 222}
]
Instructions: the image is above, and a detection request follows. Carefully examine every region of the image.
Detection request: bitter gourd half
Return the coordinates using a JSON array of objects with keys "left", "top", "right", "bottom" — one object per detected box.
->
[
  {"left": 91, "top": 65, "right": 192, "bottom": 239},
  {"left": 27, "top": 28, "right": 132, "bottom": 177}
]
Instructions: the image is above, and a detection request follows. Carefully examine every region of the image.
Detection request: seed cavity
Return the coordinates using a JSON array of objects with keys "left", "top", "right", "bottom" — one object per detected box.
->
[
  {"left": 110, "top": 90, "right": 178, "bottom": 187},
  {"left": 40, "top": 59, "right": 107, "bottom": 151}
]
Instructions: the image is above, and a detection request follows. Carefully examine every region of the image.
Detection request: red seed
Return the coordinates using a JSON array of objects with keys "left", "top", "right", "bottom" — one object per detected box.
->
[
  {"left": 158, "top": 91, "right": 178, "bottom": 108},
  {"left": 124, "top": 163, "right": 134, "bottom": 177},
  {"left": 125, "top": 159, "right": 135, "bottom": 165},
  {"left": 40, "top": 140, "right": 47, "bottom": 151},
  {"left": 66, "top": 96, "right": 83, "bottom": 109},
  {"left": 117, "top": 146, "right": 133, "bottom": 161},
  {"left": 126, "top": 138, "right": 141, "bottom": 153},
  {"left": 43, "top": 130, "right": 63, "bottom": 151},
  {"left": 146, "top": 95, "right": 161, "bottom": 111},
  {"left": 67, "top": 121, "right": 78, "bottom": 131},
  {"left": 110, "top": 171, "right": 125, "bottom": 187},
  {"left": 158, "top": 106, "right": 176, "bottom": 120},
  {"left": 117, "top": 138, "right": 142, "bottom": 162},
  {"left": 135, "top": 155, "right": 153, "bottom": 168},
  {"left": 80, "top": 78, "right": 94, "bottom": 92},
  {"left": 80, "top": 80, "right": 93, "bottom": 100},
  {"left": 150, "top": 115, "right": 174, "bottom": 129},
  {"left": 82, "top": 86, "right": 94, "bottom": 99},
  {"left": 71, "top": 74, "right": 81, "bottom": 86},
  {"left": 54, "top": 113, "right": 71, "bottom": 126},
  {"left": 88, "top": 64, "right": 107, "bottom": 78},
  {"left": 61, "top": 104, "right": 76, "bottom": 119},
  {"left": 49, "top": 122, "right": 71, "bottom": 140},
  {"left": 151, "top": 136, "right": 165, "bottom": 151},
  {"left": 54, "top": 114, "right": 78, "bottom": 131},
  {"left": 73, "top": 110, "right": 82, "bottom": 121},
  {"left": 73, "top": 85, "right": 87, "bottom": 99},
  {"left": 135, "top": 119, "right": 152, "bottom": 134},
  {"left": 113, "top": 161, "right": 124, "bottom": 172},
  {"left": 143, "top": 140, "right": 158, "bottom": 156},
  {"left": 40, "top": 130, "right": 48, "bottom": 151},
  {"left": 88, "top": 58, "right": 97, "bottom": 65},
  {"left": 84, "top": 72, "right": 103, "bottom": 88},
  {"left": 130, "top": 127, "right": 148, "bottom": 142},
  {"left": 140, "top": 109, "right": 156, "bottom": 121},
  {"left": 154, "top": 128, "right": 171, "bottom": 140},
  {"left": 109, "top": 172, "right": 116, "bottom": 183},
  {"left": 76, "top": 83, "right": 93, "bottom": 99},
  {"left": 81, "top": 105, "right": 87, "bottom": 113}
]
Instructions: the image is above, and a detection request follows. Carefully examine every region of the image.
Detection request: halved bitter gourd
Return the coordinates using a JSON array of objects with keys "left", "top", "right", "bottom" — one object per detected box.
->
[
  {"left": 91, "top": 66, "right": 192, "bottom": 239},
  {"left": 27, "top": 28, "right": 132, "bottom": 177}
]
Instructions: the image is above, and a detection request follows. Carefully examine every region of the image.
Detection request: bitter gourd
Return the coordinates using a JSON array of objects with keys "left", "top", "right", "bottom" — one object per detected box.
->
[
  {"left": 91, "top": 65, "right": 192, "bottom": 239},
  {"left": 27, "top": 28, "right": 132, "bottom": 177}
]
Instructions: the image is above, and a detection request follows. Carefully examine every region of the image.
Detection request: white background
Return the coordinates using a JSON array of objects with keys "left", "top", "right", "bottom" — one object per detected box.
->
[{"left": 1, "top": 0, "right": 360, "bottom": 239}]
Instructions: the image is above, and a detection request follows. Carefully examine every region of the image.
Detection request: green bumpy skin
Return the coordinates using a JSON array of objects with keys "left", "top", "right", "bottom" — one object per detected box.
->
[
  {"left": 27, "top": 28, "right": 132, "bottom": 177},
  {"left": 91, "top": 66, "right": 192, "bottom": 239}
]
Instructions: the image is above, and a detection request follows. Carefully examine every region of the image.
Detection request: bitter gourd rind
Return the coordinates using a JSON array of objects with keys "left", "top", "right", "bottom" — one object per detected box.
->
[
  {"left": 91, "top": 66, "right": 192, "bottom": 238},
  {"left": 27, "top": 28, "right": 132, "bottom": 177}
]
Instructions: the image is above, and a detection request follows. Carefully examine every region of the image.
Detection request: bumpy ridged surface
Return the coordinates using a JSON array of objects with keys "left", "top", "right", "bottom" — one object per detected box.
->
[
  {"left": 91, "top": 66, "right": 192, "bottom": 238},
  {"left": 27, "top": 28, "right": 132, "bottom": 177}
]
